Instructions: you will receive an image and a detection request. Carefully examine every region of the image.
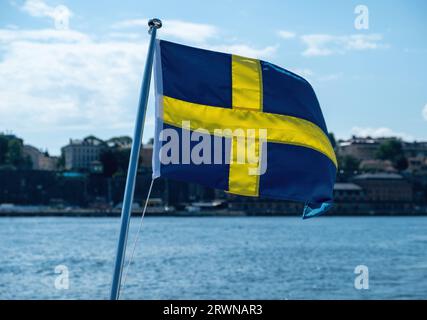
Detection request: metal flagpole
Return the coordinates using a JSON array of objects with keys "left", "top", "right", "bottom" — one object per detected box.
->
[{"left": 110, "top": 18, "right": 162, "bottom": 300}]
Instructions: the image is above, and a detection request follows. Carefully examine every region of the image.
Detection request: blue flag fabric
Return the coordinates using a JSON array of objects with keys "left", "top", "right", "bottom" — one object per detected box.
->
[{"left": 152, "top": 40, "right": 337, "bottom": 218}]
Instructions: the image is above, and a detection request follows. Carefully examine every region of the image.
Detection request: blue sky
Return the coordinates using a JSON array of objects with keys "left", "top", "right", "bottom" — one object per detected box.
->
[{"left": 0, "top": 0, "right": 426, "bottom": 155}]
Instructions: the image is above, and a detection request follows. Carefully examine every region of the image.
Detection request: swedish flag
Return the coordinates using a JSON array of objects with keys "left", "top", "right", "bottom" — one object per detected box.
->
[{"left": 153, "top": 40, "right": 337, "bottom": 218}]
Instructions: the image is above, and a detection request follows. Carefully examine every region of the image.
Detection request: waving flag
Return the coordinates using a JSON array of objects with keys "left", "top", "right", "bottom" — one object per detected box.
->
[{"left": 152, "top": 40, "right": 337, "bottom": 218}]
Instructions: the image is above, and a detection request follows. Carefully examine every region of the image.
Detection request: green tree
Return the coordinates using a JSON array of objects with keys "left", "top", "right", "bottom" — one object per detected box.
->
[
  {"left": 338, "top": 155, "right": 360, "bottom": 173},
  {"left": 7, "top": 139, "right": 32, "bottom": 169},
  {"left": 328, "top": 132, "right": 336, "bottom": 149},
  {"left": 100, "top": 149, "right": 118, "bottom": 177},
  {"left": 376, "top": 139, "right": 408, "bottom": 171},
  {"left": 57, "top": 152, "right": 65, "bottom": 170},
  {"left": 6, "top": 139, "right": 24, "bottom": 167},
  {"left": 100, "top": 148, "right": 131, "bottom": 177},
  {"left": 107, "top": 136, "right": 132, "bottom": 148},
  {"left": 376, "top": 139, "right": 403, "bottom": 160},
  {"left": 394, "top": 155, "right": 408, "bottom": 171},
  {"left": 0, "top": 135, "right": 8, "bottom": 164}
]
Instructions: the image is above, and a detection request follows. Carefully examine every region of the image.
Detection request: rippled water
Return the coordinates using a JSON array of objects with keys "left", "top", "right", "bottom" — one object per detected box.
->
[{"left": 0, "top": 217, "right": 426, "bottom": 299}]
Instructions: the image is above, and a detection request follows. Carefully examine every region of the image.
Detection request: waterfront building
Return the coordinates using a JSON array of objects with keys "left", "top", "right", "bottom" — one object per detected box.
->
[
  {"left": 106, "top": 136, "right": 132, "bottom": 149},
  {"left": 359, "top": 159, "right": 396, "bottom": 173},
  {"left": 338, "top": 137, "right": 380, "bottom": 161},
  {"left": 353, "top": 173, "right": 413, "bottom": 202},
  {"left": 61, "top": 136, "right": 106, "bottom": 171},
  {"left": 333, "top": 183, "right": 365, "bottom": 202},
  {"left": 89, "top": 160, "right": 103, "bottom": 174},
  {"left": 338, "top": 137, "right": 427, "bottom": 162},
  {"left": 22, "top": 145, "right": 58, "bottom": 171},
  {"left": 407, "top": 157, "right": 427, "bottom": 175},
  {"left": 140, "top": 143, "right": 153, "bottom": 168},
  {"left": 403, "top": 141, "right": 427, "bottom": 158}
]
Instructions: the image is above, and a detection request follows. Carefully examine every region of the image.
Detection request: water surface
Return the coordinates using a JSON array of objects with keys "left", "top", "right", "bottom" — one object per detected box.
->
[{"left": 0, "top": 217, "right": 426, "bottom": 299}]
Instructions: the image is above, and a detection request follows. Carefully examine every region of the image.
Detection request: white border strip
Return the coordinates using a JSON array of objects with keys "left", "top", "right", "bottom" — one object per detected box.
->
[{"left": 152, "top": 39, "right": 163, "bottom": 179}]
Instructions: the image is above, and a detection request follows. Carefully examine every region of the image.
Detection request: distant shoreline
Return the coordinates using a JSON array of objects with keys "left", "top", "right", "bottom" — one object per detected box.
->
[{"left": 1, "top": 210, "right": 427, "bottom": 217}]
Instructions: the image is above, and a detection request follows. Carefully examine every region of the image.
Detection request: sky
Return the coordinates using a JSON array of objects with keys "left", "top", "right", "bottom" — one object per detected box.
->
[{"left": 0, "top": 0, "right": 426, "bottom": 155}]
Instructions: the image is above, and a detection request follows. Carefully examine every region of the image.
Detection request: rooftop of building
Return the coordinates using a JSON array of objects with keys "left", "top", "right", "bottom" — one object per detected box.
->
[
  {"left": 339, "top": 139, "right": 377, "bottom": 147},
  {"left": 339, "top": 136, "right": 427, "bottom": 147},
  {"left": 106, "top": 136, "right": 132, "bottom": 149},
  {"left": 23, "top": 144, "right": 43, "bottom": 153},
  {"left": 63, "top": 135, "right": 105, "bottom": 148},
  {"left": 353, "top": 173, "right": 404, "bottom": 180},
  {"left": 334, "top": 183, "right": 363, "bottom": 191}
]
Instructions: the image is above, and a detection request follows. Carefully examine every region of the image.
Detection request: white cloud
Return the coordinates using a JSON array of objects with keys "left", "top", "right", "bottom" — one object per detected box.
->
[
  {"left": 107, "top": 32, "right": 141, "bottom": 40},
  {"left": 111, "top": 19, "right": 146, "bottom": 29},
  {"left": 163, "top": 20, "right": 218, "bottom": 43},
  {"left": 0, "top": 23, "right": 278, "bottom": 156},
  {"left": 289, "top": 68, "right": 314, "bottom": 78},
  {"left": 112, "top": 19, "right": 218, "bottom": 44},
  {"left": 277, "top": 30, "right": 296, "bottom": 39},
  {"left": 301, "top": 34, "right": 335, "bottom": 56},
  {"left": 286, "top": 68, "right": 342, "bottom": 83},
  {"left": 301, "top": 33, "right": 385, "bottom": 56},
  {"left": 351, "top": 126, "right": 414, "bottom": 141},
  {"left": 345, "top": 34, "right": 383, "bottom": 50},
  {"left": 0, "top": 28, "right": 149, "bottom": 135},
  {"left": 112, "top": 19, "right": 278, "bottom": 58},
  {"left": 112, "top": 21, "right": 278, "bottom": 58},
  {"left": 2, "top": 5, "right": 280, "bottom": 154},
  {"left": 317, "top": 73, "right": 343, "bottom": 82},
  {"left": 422, "top": 104, "right": 427, "bottom": 121},
  {"left": 0, "top": 28, "right": 89, "bottom": 42},
  {"left": 21, "top": 0, "right": 72, "bottom": 29},
  {"left": 207, "top": 44, "right": 278, "bottom": 59}
]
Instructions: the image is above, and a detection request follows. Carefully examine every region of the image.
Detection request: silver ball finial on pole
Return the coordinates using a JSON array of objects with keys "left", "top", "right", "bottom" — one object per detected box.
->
[{"left": 148, "top": 18, "right": 162, "bottom": 33}]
